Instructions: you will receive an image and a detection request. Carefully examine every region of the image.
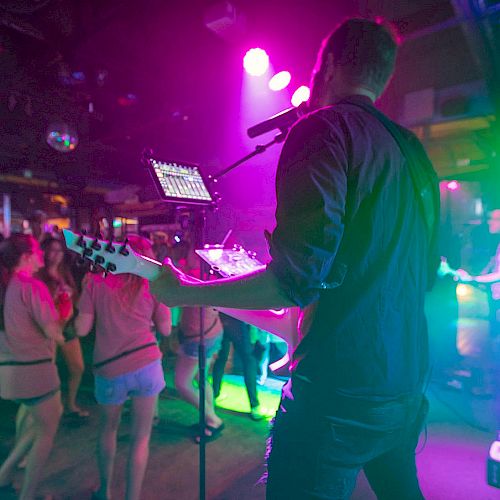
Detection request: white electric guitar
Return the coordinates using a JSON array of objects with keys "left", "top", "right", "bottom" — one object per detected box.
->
[{"left": 62, "top": 229, "right": 300, "bottom": 347}]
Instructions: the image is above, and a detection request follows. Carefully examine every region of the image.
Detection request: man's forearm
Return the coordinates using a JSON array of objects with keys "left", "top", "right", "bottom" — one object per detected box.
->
[{"left": 162, "top": 268, "right": 296, "bottom": 309}]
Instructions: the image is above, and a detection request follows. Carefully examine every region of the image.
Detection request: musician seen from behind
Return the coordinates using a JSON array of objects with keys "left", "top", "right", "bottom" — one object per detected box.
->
[
  {"left": 151, "top": 18, "right": 439, "bottom": 499},
  {"left": 457, "top": 242, "right": 500, "bottom": 425}
]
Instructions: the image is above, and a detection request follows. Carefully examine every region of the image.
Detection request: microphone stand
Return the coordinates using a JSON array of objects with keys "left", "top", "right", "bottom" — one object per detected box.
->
[
  {"left": 210, "top": 131, "right": 287, "bottom": 182},
  {"left": 195, "top": 207, "right": 208, "bottom": 500},
  {"left": 196, "top": 129, "right": 288, "bottom": 500}
]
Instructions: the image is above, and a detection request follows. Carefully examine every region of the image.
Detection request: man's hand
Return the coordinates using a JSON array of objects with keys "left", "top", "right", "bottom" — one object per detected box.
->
[
  {"left": 150, "top": 258, "right": 187, "bottom": 306},
  {"left": 455, "top": 269, "right": 474, "bottom": 282}
]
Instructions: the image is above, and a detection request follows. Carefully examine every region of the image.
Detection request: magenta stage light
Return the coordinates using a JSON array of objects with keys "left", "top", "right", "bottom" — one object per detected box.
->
[
  {"left": 291, "top": 85, "right": 310, "bottom": 107},
  {"left": 446, "top": 180, "right": 460, "bottom": 191},
  {"left": 243, "top": 48, "right": 269, "bottom": 76},
  {"left": 268, "top": 71, "right": 291, "bottom": 91}
]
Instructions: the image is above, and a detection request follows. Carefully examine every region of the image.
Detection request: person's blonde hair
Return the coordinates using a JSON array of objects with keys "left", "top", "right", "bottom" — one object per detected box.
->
[{"left": 115, "top": 234, "right": 154, "bottom": 306}]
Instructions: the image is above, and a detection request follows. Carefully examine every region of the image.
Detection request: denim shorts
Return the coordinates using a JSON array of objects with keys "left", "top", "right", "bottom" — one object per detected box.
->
[
  {"left": 94, "top": 360, "right": 165, "bottom": 405},
  {"left": 180, "top": 335, "right": 222, "bottom": 359}
]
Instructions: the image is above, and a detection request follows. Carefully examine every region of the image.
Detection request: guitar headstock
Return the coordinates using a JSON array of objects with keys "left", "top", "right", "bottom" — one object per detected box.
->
[{"left": 62, "top": 229, "right": 161, "bottom": 280}]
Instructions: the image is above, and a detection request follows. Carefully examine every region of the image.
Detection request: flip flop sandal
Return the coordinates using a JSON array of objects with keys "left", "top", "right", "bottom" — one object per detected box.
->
[
  {"left": 65, "top": 409, "right": 90, "bottom": 419},
  {"left": 194, "top": 423, "right": 225, "bottom": 444}
]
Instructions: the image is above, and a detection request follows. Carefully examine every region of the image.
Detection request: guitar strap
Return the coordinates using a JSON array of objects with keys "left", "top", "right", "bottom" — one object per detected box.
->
[
  {"left": 341, "top": 100, "right": 440, "bottom": 288},
  {"left": 294, "top": 103, "right": 441, "bottom": 379}
]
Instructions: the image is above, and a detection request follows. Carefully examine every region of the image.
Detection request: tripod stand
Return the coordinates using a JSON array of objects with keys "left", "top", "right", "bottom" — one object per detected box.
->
[{"left": 143, "top": 132, "right": 287, "bottom": 499}]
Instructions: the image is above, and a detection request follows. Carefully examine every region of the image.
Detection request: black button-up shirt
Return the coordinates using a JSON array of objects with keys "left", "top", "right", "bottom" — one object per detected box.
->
[{"left": 268, "top": 95, "right": 438, "bottom": 402}]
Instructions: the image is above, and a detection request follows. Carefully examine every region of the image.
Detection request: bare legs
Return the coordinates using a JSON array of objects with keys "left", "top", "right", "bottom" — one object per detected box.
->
[
  {"left": 59, "top": 339, "right": 86, "bottom": 414},
  {"left": 175, "top": 353, "right": 222, "bottom": 430},
  {"left": 0, "top": 406, "right": 35, "bottom": 486},
  {"left": 0, "top": 391, "right": 63, "bottom": 500},
  {"left": 95, "top": 404, "right": 121, "bottom": 500},
  {"left": 126, "top": 396, "right": 156, "bottom": 500},
  {"left": 95, "top": 396, "right": 157, "bottom": 500}
]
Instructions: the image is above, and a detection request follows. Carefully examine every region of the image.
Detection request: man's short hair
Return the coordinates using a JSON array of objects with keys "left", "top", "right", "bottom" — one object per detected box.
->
[{"left": 322, "top": 18, "right": 397, "bottom": 96}]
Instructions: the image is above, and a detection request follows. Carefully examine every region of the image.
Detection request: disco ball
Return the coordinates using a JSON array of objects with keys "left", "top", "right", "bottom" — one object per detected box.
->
[{"left": 46, "top": 123, "right": 78, "bottom": 153}]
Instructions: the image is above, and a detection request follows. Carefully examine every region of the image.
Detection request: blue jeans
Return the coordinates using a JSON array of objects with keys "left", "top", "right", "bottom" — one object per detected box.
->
[
  {"left": 266, "top": 377, "right": 427, "bottom": 500},
  {"left": 213, "top": 315, "right": 259, "bottom": 408}
]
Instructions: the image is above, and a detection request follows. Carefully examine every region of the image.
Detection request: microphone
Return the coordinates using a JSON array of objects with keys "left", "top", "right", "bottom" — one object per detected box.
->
[{"left": 247, "top": 102, "right": 308, "bottom": 138}]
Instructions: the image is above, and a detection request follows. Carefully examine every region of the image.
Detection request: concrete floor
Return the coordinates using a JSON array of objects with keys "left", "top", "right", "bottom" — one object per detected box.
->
[{"left": 0, "top": 367, "right": 498, "bottom": 499}]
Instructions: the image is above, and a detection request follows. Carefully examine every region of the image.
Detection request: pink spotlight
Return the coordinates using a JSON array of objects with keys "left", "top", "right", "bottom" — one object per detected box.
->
[
  {"left": 446, "top": 180, "right": 460, "bottom": 191},
  {"left": 291, "top": 85, "right": 310, "bottom": 107},
  {"left": 269, "top": 71, "right": 291, "bottom": 91},
  {"left": 243, "top": 48, "right": 269, "bottom": 76}
]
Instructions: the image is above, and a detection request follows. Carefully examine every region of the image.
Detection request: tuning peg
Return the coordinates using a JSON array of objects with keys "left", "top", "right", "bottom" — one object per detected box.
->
[
  {"left": 105, "top": 240, "right": 116, "bottom": 253},
  {"left": 91, "top": 238, "right": 102, "bottom": 251},
  {"left": 119, "top": 238, "right": 129, "bottom": 256},
  {"left": 83, "top": 247, "right": 93, "bottom": 258},
  {"left": 77, "top": 235, "right": 86, "bottom": 248},
  {"left": 105, "top": 262, "right": 117, "bottom": 273},
  {"left": 94, "top": 255, "right": 105, "bottom": 266}
]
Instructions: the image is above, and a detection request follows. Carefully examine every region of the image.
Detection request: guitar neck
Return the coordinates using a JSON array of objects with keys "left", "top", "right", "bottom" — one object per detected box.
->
[
  {"left": 135, "top": 258, "right": 298, "bottom": 345},
  {"left": 61, "top": 229, "right": 299, "bottom": 347},
  {"left": 131, "top": 254, "right": 163, "bottom": 281}
]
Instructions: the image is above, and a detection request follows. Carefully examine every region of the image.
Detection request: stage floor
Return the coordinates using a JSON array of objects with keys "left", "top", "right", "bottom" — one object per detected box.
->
[{"left": 0, "top": 369, "right": 497, "bottom": 499}]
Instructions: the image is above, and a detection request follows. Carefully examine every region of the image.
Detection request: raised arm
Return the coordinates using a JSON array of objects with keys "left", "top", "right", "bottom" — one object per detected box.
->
[
  {"left": 150, "top": 265, "right": 295, "bottom": 310},
  {"left": 473, "top": 271, "right": 500, "bottom": 284}
]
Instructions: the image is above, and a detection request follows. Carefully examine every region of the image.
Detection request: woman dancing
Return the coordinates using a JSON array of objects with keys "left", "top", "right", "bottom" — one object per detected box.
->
[
  {"left": 0, "top": 234, "right": 65, "bottom": 500},
  {"left": 37, "top": 237, "right": 88, "bottom": 417},
  {"left": 75, "top": 235, "right": 171, "bottom": 500}
]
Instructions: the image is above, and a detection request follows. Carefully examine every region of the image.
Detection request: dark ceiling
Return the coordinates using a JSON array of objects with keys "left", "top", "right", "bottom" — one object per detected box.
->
[{"left": 0, "top": 0, "right": 499, "bottom": 190}]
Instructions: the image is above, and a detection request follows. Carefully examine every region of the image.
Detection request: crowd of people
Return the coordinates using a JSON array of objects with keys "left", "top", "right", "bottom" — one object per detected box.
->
[{"left": 0, "top": 228, "right": 273, "bottom": 499}]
